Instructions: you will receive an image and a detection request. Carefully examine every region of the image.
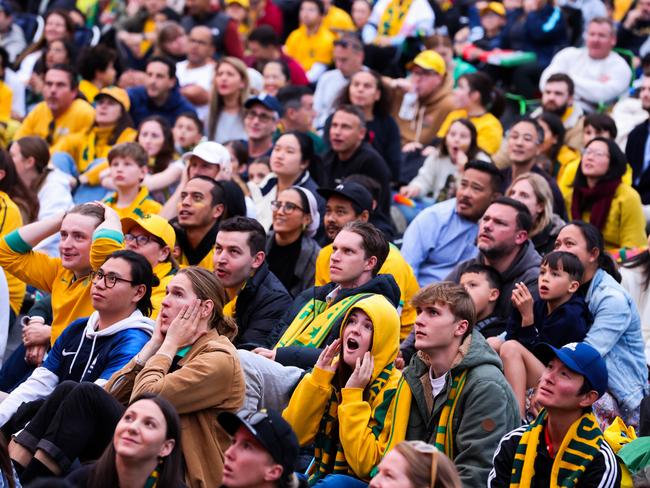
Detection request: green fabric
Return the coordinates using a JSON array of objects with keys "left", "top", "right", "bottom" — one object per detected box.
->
[
  {"left": 452, "top": 58, "right": 477, "bottom": 85},
  {"left": 5, "top": 230, "right": 32, "bottom": 253},
  {"left": 92, "top": 228, "right": 125, "bottom": 244},
  {"left": 619, "top": 437, "right": 650, "bottom": 473},
  {"left": 176, "top": 346, "right": 191, "bottom": 358}
]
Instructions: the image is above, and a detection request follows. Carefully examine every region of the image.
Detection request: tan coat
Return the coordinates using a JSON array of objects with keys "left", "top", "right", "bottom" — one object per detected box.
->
[
  {"left": 105, "top": 330, "right": 246, "bottom": 488},
  {"left": 392, "top": 74, "right": 456, "bottom": 146}
]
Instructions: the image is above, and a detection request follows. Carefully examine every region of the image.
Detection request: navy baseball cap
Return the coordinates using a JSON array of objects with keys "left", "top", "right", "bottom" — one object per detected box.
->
[
  {"left": 318, "top": 182, "right": 373, "bottom": 213},
  {"left": 244, "top": 94, "right": 283, "bottom": 117},
  {"left": 534, "top": 342, "right": 608, "bottom": 397},
  {"left": 218, "top": 409, "right": 299, "bottom": 473}
]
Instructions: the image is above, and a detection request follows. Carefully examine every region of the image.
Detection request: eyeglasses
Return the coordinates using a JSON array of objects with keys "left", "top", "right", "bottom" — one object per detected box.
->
[
  {"left": 245, "top": 110, "right": 276, "bottom": 123},
  {"left": 90, "top": 269, "right": 135, "bottom": 289},
  {"left": 271, "top": 200, "right": 305, "bottom": 213},
  {"left": 583, "top": 148, "right": 609, "bottom": 158},
  {"left": 125, "top": 233, "right": 161, "bottom": 247},
  {"left": 409, "top": 441, "right": 439, "bottom": 488}
]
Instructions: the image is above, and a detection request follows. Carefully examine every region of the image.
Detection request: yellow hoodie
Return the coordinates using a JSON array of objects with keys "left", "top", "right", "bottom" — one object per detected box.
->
[{"left": 283, "top": 294, "right": 411, "bottom": 483}]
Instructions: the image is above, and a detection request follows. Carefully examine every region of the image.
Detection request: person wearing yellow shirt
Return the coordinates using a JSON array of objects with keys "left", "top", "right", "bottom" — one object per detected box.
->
[
  {"left": 315, "top": 183, "right": 419, "bottom": 340},
  {"left": 284, "top": 0, "right": 335, "bottom": 83},
  {"left": 322, "top": 0, "right": 355, "bottom": 35},
  {"left": 102, "top": 142, "right": 162, "bottom": 220},
  {"left": 0, "top": 203, "right": 121, "bottom": 390},
  {"left": 14, "top": 65, "right": 95, "bottom": 147},
  {"left": 436, "top": 72, "right": 504, "bottom": 155},
  {"left": 90, "top": 206, "right": 177, "bottom": 319},
  {"left": 52, "top": 86, "right": 137, "bottom": 204}
]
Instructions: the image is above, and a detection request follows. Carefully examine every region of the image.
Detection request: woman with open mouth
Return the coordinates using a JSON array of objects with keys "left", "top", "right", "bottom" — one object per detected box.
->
[{"left": 283, "top": 294, "right": 412, "bottom": 486}]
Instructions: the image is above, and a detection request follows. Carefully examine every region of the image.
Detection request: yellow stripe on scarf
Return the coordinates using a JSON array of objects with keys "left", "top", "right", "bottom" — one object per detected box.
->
[
  {"left": 434, "top": 370, "right": 467, "bottom": 458},
  {"left": 377, "top": 0, "right": 414, "bottom": 37}
]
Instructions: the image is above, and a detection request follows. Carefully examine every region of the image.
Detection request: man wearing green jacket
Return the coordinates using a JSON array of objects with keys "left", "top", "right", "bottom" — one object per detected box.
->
[{"left": 403, "top": 281, "right": 520, "bottom": 487}]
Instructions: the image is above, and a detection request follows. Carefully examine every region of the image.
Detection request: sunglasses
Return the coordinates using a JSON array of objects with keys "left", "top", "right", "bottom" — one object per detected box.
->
[{"left": 409, "top": 441, "right": 439, "bottom": 488}]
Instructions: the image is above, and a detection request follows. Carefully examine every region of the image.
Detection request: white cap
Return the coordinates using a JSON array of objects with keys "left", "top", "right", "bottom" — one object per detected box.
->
[{"left": 182, "top": 141, "right": 232, "bottom": 172}]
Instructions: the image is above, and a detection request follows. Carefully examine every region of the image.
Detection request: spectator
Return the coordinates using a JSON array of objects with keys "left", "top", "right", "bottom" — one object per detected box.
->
[
  {"left": 447, "top": 197, "right": 542, "bottom": 318},
  {"left": 265, "top": 187, "right": 321, "bottom": 297},
  {"left": 101, "top": 142, "right": 162, "bottom": 219},
  {"left": 65, "top": 394, "right": 185, "bottom": 488},
  {"left": 10, "top": 137, "right": 73, "bottom": 257},
  {"left": 244, "top": 25, "right": 309, "bottom": 87},
  {"left": 403, "top": 282, "right": 520, "bottom": 487},
  {"left": 218, "top": 409, "right": 302, "bottom": 488},
  {"left": 362, "top": 0, "right": 434, "bottom": 49},
  {"left": 152, "top": 21, "right": 189, "bottom": 64},
  {"left": 176, "top": 26, "right": 216, "bottom": 123},
  {"left": 52, "top": 86, "right": 136, "bottom": 204},
  {"left": 127, "top": 56, "right": 197, "bottom": 128},
  {"left": 506, "top": 172, "right": 565, "bottom": 256},
  {"left": 180, "top": 0, "right": 244, "bottom": 58},
  {"left": 323, "top": 105, "right": 392, "bottom": 217},
  {"left": 254, "top": 221, "right": 399, "bottom": 370},
  {"left": 284, "top": 0, "right": 336, "bottom": 82},
  {"left": 562, "top": 137, "right": 646, "bottom": 250},
  {"left": 618, "top": 0, "right": 650, "bottom": 56},
  {"left": 499, "top": 117, "right": 567, "bottom": 218},
  {"left": 402, "top": 160, "right": 502, "bottom": 285},
  {"left": 15, "top": 64, "right": 95, "bottom": 147},
  {"left": 351, "top": 0, "right": 372, "bottom": 31},
  {"left": 313, "top": 34, "right": 365, "bottom": 130},
  {"left": 459, "top": 264, "right": 507, "bottom": 338},
  {"left": 213, "top": 216, "right": 292, "bottom": 349},
  {"left": 426, "top": 33, "right": 477, "bottom": 86},
  {"left": 540, "top": 17, "right": 632, "bottom": 113},
  {"left": 276, "top": 86, "right": 324, "bottom": 153},
  {"left": 498, "top": 251, "right": 590, "bottom": 418},
  {"left": 316, "top": 182, "right": 419, "bottom": 340},
  {"left": 0, "top": 1, "right": 25, "bottom": 64},
  {"left": 389, "top": 50, "right": 455, "bottom": 148},
  {"left": 77, "top": 45, "right": 118, "bottom": 104},
  {"left": 533, "top": 111, "right": 579, "bottom": 180},
  {"left": 620, "top": 234, "right": 650, "bottom": 363},
  {"left": 262, "top": 59, "right": 290, "bottom": 96},
  {"left": 555, "top": 222, "right": 649, "bottom": 426},
  {"left": 626, "top": 75, "right": 650, "bottom": 213},
  {"left": 283, "top": 294, "right": 410, "bottom": 484},
  {"left": 172, "top": 112, "right": 203, "bottom": 154},
  {"left": 437, "top": 72, "right": 505, "bottom": 155},
  {"left": 370, "top": 440, "right": 462, "bottom": 488},
  {"left": 244, "top": 94, "right": 281, "bottom": 161},
  {"left": 489, "top": 342, "right": 621, "bottom": 487},
  {"left": 0, "top": 250, "right": 155, "bottom": 441},
  {"left": 399, "top": 119, "right": 490, "bottom": 213},
  {"left": 207, "top": 57, "right": 250, "bottom": 144},
  {"left": 322, "top": 0, "right": 355, "bottom": 34},
  {"left": 324, "top": 69, "right": 401, "bottom": 181}
]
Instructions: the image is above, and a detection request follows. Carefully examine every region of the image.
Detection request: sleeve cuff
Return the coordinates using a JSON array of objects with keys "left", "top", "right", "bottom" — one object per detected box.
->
[
  {"left": 311, "top": 366, "right": 336, "bottom": 386},
  {"left": 341, "top": 387, "right": 364, "bottom": 403},
  {"left": 93, "top": 228, "right": 124, "bottom": 243},
  {"left": 5, "top": 230, "right": 32, "bottom": 253}
]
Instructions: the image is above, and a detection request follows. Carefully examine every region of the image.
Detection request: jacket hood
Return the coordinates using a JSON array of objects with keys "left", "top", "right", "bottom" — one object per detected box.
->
[
  {"left": 338, "top": 274, "right": 401, "bottom": 309},
  {"left": 339, "top": 294, "right": 400, "bottom": 381},
  {"left": 84, "top": 309, "right": 155, "bottom": 338},
  {"left": 500, "top": 240, "right": 542, "bottom": 282},
  {"left": 421, "top": 72, "right": 454, "bottom": 108}
]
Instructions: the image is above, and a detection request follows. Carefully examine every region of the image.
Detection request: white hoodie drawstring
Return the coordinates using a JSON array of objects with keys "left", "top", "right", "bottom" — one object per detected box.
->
[{"left": 80, "top": 335, "right": 97, "bottom": 380}]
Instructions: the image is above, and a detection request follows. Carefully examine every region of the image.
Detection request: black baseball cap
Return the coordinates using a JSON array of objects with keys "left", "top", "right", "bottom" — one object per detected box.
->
[
  {"left": 218, "top": 409, "right": 299, "bottom": 473},
  {"left": 318, "top": 182, "right": 373, "bottom": 214}
]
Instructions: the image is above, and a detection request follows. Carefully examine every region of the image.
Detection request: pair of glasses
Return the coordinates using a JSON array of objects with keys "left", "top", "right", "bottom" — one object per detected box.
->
[
  {"left": 409, "top": 440, "right": 439, "bottom": 488},
  {"left": 271, "top": 200, "right": 305, "bottom": 213},
  {"left": 245, "top": 110, "right": 275, "bottom": 123},
  {"left": 90, "top": 270, "right": 134, "bottom": 289},
  {"left": 125, "top": 233, "right": 161, "bottom": 247}
]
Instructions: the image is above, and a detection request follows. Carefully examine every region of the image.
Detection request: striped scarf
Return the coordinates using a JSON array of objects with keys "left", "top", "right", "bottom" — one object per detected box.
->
[
  {"left": 276, "top": 293, "right": 374, "bottom": 349},
  {"left": 510, "top": 410, "right": 604, "bottom": 488},
  {"left": 434, "top": 370, "right": 467, "bottom": 457},
  {"left": 378, "top": 0, "right": 414, "bottom": 36},
  {"left": 309, "top": 365, "right": 407, "bottom": 483}
]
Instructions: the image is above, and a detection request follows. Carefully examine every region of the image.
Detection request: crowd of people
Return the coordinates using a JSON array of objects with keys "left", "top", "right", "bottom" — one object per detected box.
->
[{"left": 0, "top": 0, "right": 648, "bottom": 486}]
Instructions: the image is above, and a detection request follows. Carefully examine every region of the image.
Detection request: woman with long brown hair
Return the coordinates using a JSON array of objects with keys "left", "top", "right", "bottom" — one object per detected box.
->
[{"left": 207, "top": 57, "right": 250, "bottom": 143}]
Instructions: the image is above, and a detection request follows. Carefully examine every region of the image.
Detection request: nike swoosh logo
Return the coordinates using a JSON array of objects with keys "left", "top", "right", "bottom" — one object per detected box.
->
[{"left": 61, "top": 350, "right": 76, "bottom": 356}]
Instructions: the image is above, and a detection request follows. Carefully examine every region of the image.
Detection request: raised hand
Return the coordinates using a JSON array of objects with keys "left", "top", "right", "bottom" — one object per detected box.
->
[
  {"left": 315, "top": 339, "right": 341, "bottom": 373},
  {"left": 346, "top": 352, "right": 374, "bottom": 389}
]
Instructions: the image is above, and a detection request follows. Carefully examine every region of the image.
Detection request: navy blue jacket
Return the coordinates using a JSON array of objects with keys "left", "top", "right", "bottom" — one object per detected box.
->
[{"left": 127, "top": 85, "right": 198, "bottom": 127}]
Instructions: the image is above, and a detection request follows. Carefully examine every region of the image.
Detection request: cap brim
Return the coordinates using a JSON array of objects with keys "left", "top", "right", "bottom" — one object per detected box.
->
[
  {"left": 534, "top": 343, "right": 586, "bottom": 377},
  {"left": 217, "top": 412, "right": 278, "bottom": 458},
  {"left": 120, "top": 217, "right": 139, "bottom": 234}
]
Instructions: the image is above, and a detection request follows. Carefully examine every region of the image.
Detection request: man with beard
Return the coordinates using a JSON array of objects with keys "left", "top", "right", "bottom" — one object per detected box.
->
[
  {"left": 499, "top": 117, "right": 567, "bottom": 219},
  {"left": 446, "top": 197, "right": 541, "bottom": 318},
  {"left": 402, "top": 160, "right": 503, "bottom": 286}
]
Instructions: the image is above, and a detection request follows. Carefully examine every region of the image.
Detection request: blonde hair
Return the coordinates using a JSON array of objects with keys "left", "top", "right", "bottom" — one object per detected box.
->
[
  {"left": 505, "top": 172, "right": 553, "bottom": 237},
  {"left": 207, "top": 57, "right": 250, "bottom": 139},
  {"left": 177, "top": 267, "right": 238, "bottom": 341},
  {"left": 393, "top": 441, "right": 462, "bottom": 488}
]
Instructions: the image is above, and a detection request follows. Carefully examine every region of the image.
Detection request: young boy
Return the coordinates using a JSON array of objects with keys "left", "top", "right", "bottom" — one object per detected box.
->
[
  {"left": 103, "top": 142, "right": 162, "bottom": 219},
  {"left": 498, "top": 251, "right": 591, "bottom": 418},
  {"left": 172, "top": 112, "right": 203, "bottom": 154},
  {"left": 404, "top": 282, "right": 520, "bottom": 486},
  {"left": 489, "top": 342, "right": 621, "bottom": 487},
  {"left": 459, "top": 263, "right": 505, "bottom": 338}
]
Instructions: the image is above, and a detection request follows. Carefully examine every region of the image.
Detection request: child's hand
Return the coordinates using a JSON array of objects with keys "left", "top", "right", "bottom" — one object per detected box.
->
[
  {"left": 511, "top": 282, "right": 534, "bottom": 326},
  {"left": 315, "top": 339, "right": 341, "bottom": 373},
  {"left": 346, "top": 352, "right": 374, "bottom": 389}
]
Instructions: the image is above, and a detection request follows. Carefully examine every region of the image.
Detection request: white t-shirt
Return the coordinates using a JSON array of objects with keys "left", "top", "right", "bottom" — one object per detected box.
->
[
  {"left": 176, "top": 60, "right": 215, "bottom": 123},
  {"left": 429, "top": 369, "right": 448, "bottom": 398}
]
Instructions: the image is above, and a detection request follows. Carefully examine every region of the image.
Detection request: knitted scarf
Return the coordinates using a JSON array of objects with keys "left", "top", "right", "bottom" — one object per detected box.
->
[
  {"left": 275, "top": 293, "right": 374, "bottom": 349},
  {"left": 309, "top": 365, "right": 409, "bottom": 483},
  {"left": 571, "top": 179, "right": 620, "bottom": 231},
  {"left": 378, "top": 0, "right": 414, "bottom": 36},
  {"left": 434, "top": 369, "right": 467, "bottom": 457},
  {"left": 510, "top": 410, "right": 604, "bottom": 488}
]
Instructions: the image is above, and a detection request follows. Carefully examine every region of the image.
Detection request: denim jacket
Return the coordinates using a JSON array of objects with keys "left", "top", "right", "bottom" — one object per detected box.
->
[{"left": 585, "top": 269, "right": 649, "bottom": 417}]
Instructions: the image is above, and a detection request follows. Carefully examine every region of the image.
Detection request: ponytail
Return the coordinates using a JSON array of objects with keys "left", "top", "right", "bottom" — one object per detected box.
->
[
  {"left": 460, "top": 72, "right": 505, "bottom": 119},
  {"left": 568, "top": 221, "right": 621, "bottom": 283}
]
